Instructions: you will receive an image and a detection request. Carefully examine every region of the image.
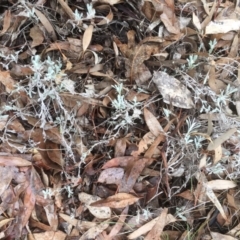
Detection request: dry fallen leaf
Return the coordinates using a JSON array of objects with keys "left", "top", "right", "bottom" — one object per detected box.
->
[
  {"left": 98, "top": 167, "right": 124, "bottom": 185},
  {"left": 196, "top": 172, "right": 229, "bottom": 221},
  {"left": 145, "top": 208, "right": 168, "bottom": 240},
  {"left": 82, "top": 24, "right": 93, "bottom": 53},
  {"left": 99, "top": 0, "right": 122, "bottom": 5},
  {"left": 108, "top": 206, "right": 128, "bottom": 238},
  {"left": 32, "top": 231, "right": 66, "bottom": 240},
  {"left": 59, "top": 213, "right": 96, "bottom": 230},
  {"left": 119, "top": 159, "right": 148, "bottom": 193},
  {"left": 80, "top": 222, "right": 109, "bottom": 240},
  {"left": 0, "top": 10, "right": 11, "bottom": 36},
  {"left": 0, "top": 71, "right": 16, "bottom": 93},
  {"left": 207, "top": 128, "right": 237, "bottom": 151},
  {"left": 79, "top": 192, "right": 111, "bottom": 219},
  {"left": 30, "top": 25, "right": 44, "bottom": 47},
  {"left": 128, "top": 212, "right": 176, "bottom": 239},
  {"left": 152, "top": 71, "right": 194, "bottom": 109},
  {"left": 34, "top": 9, "right": 57, "bottom": 41},
  {"left": 144, "top": 108, "right": 164, "bottom": 137},
  {"left": 206, "top": 19, "right": 240, "bottom": 34},
  {"left": 96, "top": 5, "right": 113, "bottom": 25},
  {"left": 207, "top": 180, "right": 237, "bottom": 190},
  {"left": 0, "top": 156, "right": 32, "bottom": 167},
  {"left": 210, "top": 231, "right": 236, "bottom": 239},
  {"left": 90, "top": 193, "right": 140, "bottom": 208}
]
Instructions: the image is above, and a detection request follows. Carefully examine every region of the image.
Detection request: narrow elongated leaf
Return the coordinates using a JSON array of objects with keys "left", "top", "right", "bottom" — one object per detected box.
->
[
  {"left": 83, "top": 24, "right": 93, "bottom": 52},
  {"left": 0, "top": 156, "right": 32, "bottom": 166},
  {"left": 145, "top": 208, "right": 168, "bottom": 240},
  {"left": 34, "top": 9, "right": 57, "bottom": 41},
  {"left": 90, "top": 193, "right": 140, "bottom": 208},
  {"left": 207, "top": 180, "right": 237, "bottom": 190},
  {"left": 144, "top": 108, "right": 164, "bottom": 137},
  {"left": 208, "top": 128, "right": 237, "bottom": 151}
]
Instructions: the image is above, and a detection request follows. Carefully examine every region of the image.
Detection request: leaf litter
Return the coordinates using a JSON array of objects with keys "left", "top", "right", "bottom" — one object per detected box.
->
[{"left": 1, "top": 0, "right": 240, "bottom": 239}]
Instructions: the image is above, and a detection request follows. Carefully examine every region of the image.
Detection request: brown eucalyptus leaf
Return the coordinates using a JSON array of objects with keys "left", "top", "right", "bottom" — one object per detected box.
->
[
  {"left": 102, "top": 156, "right": 135, "bottom": 169},
  {"left": 114, "top": 138, "right": 127, "bottom": 157},
  {"left": 79, "top": 192, "right": 111, "bottom": 219},
  {"left": 32, "top": 231, "right": 66, "bottom": 240},
  {"left": 145, "top": 208, "right": 168, "bottom": 240},
  {"left": 144, "top": 108, "right": 164, "bottom": 137},
  {"left": 98, "top": 168, "right": 124, "bottom": 185},
  {"left": 0, "top": 71, "right": 16, "bottom": 93},
  {"left": 207, "top": 180, "right": 237, "bottom": 190},
  {"left": 0, "top": 156, "right": 32, "bottom": 167},
  {"left": 0, "top": 10, "right": 11, "bottom": 36},
  {"left": 207, "top": 128, "right": 237, "bottom": 151},
  {"left": 30, "top": 25, "right": 44, "bottom": 47},
  {"left": 96, "top": 5, "right": 113, "bottom": 25},
  {"left": 152, "top": 71, "right": 194, "bottom": 109},
  {"left": 206, "top": 19, "right": 240, "bottom": 34},
  {"left": 90, "top": 193, "right": 140, "bottom": 208},
  {"left": 128, "top": 213, "right": 176, "bottom": 239},
  {"left": 83, "top": 24, "right": 93, "bottom": 53},
  {"left": 80, "top": 222, "right": 109, "bottom": 240},
  {"left": 34, "top": 9, "right": 57, "bottom": 41},
  {"left": 99, "top": 0, "right": 121, "bottom": 5},
  {"left": 119, "top": 159, "right": 148, "bottom": 193},
  {"left": 46, "top": 141, "right": 64, "bottom": 167}
]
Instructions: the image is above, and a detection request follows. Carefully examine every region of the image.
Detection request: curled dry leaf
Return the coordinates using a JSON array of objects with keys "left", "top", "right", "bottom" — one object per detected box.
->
[
  {"left": 96, "top": 5, "right": 113, "bottom": 25},
  {"left": 79, "top": 192, "right": 111, "bottom": 219},
  {"left": 138, "top": 131, "right": 156, "bottom": 155},
  {"left": 152, "top": 71, "right": 194, "bottom": 109},
  {"left": 90, "top": 193, "right": 140, "bottom": 208}
]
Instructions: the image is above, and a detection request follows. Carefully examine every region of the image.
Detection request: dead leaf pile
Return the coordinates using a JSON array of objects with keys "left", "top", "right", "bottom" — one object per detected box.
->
[{"left": 0, "top": 0, "right": 240, "bottom": 239}]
